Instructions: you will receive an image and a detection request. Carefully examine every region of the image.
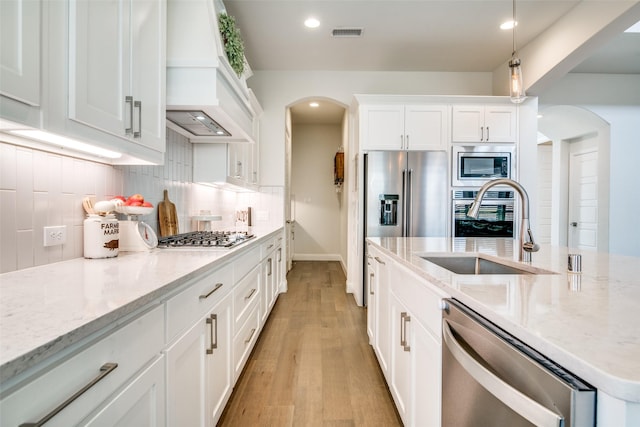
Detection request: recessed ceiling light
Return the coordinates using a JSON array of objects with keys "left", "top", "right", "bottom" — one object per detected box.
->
[
  {"left": 500, "top": 20, "right": 517, "bottom": 30},
  {"left": 309, "top": 102, "right": 319, "bottom": 108},
  {"left": 304, "top": 17, "right": 320, "bottom": 29}
]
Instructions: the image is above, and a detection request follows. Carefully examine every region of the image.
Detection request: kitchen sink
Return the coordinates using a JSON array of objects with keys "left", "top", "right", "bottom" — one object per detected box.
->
[{"left": 420, "top": 256, "right": 555, "bottom": 275}]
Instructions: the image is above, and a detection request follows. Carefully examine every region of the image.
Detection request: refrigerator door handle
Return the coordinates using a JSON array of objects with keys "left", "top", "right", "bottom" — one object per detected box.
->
[
  {"left": 406, "top": 169, "right": 413, "bottom": 236},
  {"left": 402, "top": 169, "right": 407, "bottom": 236}
]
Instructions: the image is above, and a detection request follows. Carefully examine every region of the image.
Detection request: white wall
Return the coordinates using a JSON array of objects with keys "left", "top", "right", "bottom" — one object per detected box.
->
[
  {"left": 249, "top": 71, "right": 493, "bottom": 187},
  {"left": 539, "top": 73, "right": 640, "bottom": 256},
  {"left": 291, "top": 123, "right": 343, "bottom": 262},
  {"left": 0, "top": 129, "right": 282, "bottom": 273}
]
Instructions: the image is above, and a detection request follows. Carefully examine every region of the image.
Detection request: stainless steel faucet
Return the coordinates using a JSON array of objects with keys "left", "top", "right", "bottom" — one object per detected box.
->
[{"left": 467, "top": 178, "right": 539, "bottom": 262}]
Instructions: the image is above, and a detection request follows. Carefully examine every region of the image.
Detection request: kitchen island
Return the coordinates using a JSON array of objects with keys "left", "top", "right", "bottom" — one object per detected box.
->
[{"left": 367, "top": 236, "right": 640, "bottom": 426}]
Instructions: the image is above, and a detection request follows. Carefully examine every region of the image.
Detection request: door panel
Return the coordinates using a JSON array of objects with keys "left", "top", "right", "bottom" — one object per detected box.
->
[
  {"left": 408, "top": 151, "right": 448, "bottom": 237},
  {"left": 365, "top": 151, "right": 406, "bottom": 238},
  {"left": 568, "top": 140, "right": 598, "bottom": 251}
]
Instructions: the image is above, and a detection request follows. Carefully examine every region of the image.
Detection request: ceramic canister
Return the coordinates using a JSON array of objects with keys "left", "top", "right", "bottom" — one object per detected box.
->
[{"left": 84, "top": 214, "right": 119, "bottom": 258}]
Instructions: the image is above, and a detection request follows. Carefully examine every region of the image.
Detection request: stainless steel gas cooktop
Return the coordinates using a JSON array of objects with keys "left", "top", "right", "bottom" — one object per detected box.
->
[{"left": 157, "top": 230, "right": 255, "bottom": 249}]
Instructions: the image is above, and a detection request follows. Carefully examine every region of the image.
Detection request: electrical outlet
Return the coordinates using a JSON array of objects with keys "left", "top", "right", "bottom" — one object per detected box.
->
[{"left": 44, "top": 226, "right": 67, "bottom": 247}]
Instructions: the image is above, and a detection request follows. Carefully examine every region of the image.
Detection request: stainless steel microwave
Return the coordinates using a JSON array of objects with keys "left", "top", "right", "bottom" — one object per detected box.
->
[{"left": 453, "top": 145, "right": 514, "bottom": 187}]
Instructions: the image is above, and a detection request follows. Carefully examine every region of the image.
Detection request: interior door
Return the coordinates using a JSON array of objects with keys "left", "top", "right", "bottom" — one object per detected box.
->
[{"left": 568, "top": 139, "right": 599, "bottom": 250}]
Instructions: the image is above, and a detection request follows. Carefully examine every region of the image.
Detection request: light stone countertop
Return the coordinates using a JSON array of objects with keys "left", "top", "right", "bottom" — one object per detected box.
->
[
  {"left": 367, "top": 236, "right": 640, "bottom": 403},
  {"left": 0, "top": 228, "right": 282, "bottom": 385}
]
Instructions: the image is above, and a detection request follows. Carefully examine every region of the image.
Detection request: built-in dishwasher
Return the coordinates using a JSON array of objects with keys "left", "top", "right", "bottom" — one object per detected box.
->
[{"left": 442, "top": 299, "right": 596, "bottom": 427}]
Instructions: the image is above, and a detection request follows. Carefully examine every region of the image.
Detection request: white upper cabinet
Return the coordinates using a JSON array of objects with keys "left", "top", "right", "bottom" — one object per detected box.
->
[
  {"left": 0, "top": 0, "right": 41, "bottom": 127},
  {"left": 361, "top": 104, "right": 448, "bottom": 151},
  {"left": 68, "top": 0, "right": 166, "bottom": 155},
  {"left": 451, "top": 104, "right": 517, "bottom": 143}
]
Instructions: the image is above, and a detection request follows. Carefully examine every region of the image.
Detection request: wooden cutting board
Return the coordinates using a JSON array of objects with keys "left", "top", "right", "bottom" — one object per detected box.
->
[{"left": 158, "top": 189, "right": 178, "bottom": 237}]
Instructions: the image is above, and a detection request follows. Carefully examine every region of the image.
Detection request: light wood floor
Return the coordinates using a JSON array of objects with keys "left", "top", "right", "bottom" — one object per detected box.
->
[{"left": 218, "top": 261, "right": 402, "bottom": 427}]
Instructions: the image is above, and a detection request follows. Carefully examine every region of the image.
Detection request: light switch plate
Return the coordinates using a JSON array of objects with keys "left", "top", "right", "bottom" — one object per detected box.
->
[{"left": 44, "top": 226, "right": 67, "bottom": 246}]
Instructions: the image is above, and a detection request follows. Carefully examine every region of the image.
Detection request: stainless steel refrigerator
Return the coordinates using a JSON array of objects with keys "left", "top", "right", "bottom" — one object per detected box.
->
[{"left": 364, "top": 151, "right": 448, "bottom": 239}]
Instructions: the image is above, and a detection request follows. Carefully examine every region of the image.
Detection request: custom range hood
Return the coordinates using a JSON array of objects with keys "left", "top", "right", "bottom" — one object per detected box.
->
[{"left": 166, "top": 0, "right": 257, "bottom": 143}]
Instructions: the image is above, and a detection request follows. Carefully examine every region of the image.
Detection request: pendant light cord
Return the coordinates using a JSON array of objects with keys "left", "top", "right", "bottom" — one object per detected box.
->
[{"left": 512, "top": 0, "right": 517, "bottom": 57}]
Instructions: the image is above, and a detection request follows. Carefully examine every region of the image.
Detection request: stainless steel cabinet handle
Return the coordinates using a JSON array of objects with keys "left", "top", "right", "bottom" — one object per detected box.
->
[
  {"left": 268, "top": 244, "right": 274, "bottom": 249},
  {"left": 199, "top": 283, "right": 223, "bottom": 299},
  {"left": 268, "top": 258, "right": 272, "bottom": 276},
  {"left": 374, "top": 256, "right": 385, "bottom": 265},
  {"left": 570, "top": 222, "right": 578, "bottom": 227},
  {"left": 480, "top": 126, "right": 484, "bottom": 141},
  {"left": 245, "top": 288, "right": 257, "bottom": 300},
  {"left": 402, "top": 312, "right": 411, "bottom": 352},
  {"left": 133, "top": 100, "right": 141, "bottom": 138},
  {"left": 400, "top": 312, "right": 406, "bottom": 348},
  {"left": 369, "top": 272, "right": 375, "bottom": 295},
  {"left": 19, "top": 363, "right": 118, "bottom": 427},
  {"left": 125, "top": 96, "right": 133, "bottom": 135},
  {"left": 486, "top": 126, "right": 490, "bottom": 141},
  {"left": 442, "top": 319, "right": 563, "bottom": 427},
  {"left": 400, "top": 134, "right": 404, "bottom": 149},
  {"left": 206, "top": 314, "right": 218, "bottom": 354},
  {"left": 245, "top": 328, "right": 256, "bottom": 344},
  {"left": 277, "top": 248, "right": 282, "bottom": 262}
]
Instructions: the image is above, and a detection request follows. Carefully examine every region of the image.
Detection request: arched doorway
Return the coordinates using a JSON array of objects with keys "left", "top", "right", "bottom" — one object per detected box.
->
[
  {"left": 537, "top": 105, "right": 610, "bottom": 252},
  {"left": 284, "top": 98, "right": 349, "bottom": 273}
]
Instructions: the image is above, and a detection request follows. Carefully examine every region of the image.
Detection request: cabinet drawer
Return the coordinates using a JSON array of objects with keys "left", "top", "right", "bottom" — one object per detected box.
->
[
  {"left": 261, "top": 237, "right": 276, "bottom": 258},
  {"left": 390, "top": 264, "right": 449, "bottom": 338},
  {"left": 234, "top": 246, "right": 261, "bottom": 282},
  {"left": 166, "top": 263, "right": 233, "bottom": 342},
  {"left": 233, "top": 264, "right": 260, "bottom": 331},
  {"left": 0, "top": 305, "right": 164, "bottom": 427},
  {"left": 233, "top": 303, "right": 260, "bottom": 381}
]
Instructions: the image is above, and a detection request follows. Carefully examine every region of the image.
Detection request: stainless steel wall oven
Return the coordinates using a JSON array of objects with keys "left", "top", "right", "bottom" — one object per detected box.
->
[{"left": 452, "top": 190, "right": 514, "bottom": 238}]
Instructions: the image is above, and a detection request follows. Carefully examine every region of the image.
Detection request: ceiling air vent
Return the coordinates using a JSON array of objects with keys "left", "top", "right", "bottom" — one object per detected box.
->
[{"left": 332, "top": 28, "right": 363, "bottom": 38}]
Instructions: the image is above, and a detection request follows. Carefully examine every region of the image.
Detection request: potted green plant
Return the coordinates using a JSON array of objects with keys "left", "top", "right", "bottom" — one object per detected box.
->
[{"left": 218, "top": 12, "right": 245, "bottom": 77}]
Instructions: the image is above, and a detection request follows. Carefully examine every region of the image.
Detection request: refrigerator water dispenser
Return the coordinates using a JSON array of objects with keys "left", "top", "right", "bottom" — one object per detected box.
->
[{"left": 379, "top": 194, "right": 398, "bottom": 226}]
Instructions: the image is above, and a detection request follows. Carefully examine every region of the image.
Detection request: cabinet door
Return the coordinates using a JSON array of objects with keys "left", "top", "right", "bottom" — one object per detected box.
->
[
  {"left": 0, "top": 0, "right": 40, "bottom": 106},
  {"left": 206, "top": 294, "right": 233, "bottom": 425},
  {"left": 411, "top": 320, "right": 441, "bottom": 427},
  {"left": 389, "top": 295, "right": 411, "bottom": 425},
  {"left": 82, "top": 356, "right": 165, "bottom": 427},
  {"left": 130, "top": 0, "right": 165, "bottom": 152},
  {"left": 484, "top": 105, "right": 517, "bottom": 142},
  {"left": 166, "top": 293, "right": 233, "bottom": 427},
  {"left": 361, "top": 105, "right": 404, "bottom": 150},
  {"left": 404, "top": 105, "right": 448, "bottom": 151},
  {"left": 69, "top": 0, "right": 131, "bottom": 137},
  {"left": 165, "top": 312, "right": 208, "bottom": 427},
  {"left": 451, "top": 105, "right": 484, "bottom": 142},
  {"left": 374, "top": 254, "right": 391, "bottom": 378},
  {"left": 366, "top": 253, "right": 376, "bottom": 343}
]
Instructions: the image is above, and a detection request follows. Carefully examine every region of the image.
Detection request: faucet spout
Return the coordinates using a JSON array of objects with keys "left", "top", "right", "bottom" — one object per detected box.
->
[{"left": 467, "top": 178, "right": 539, "bottom": 262}]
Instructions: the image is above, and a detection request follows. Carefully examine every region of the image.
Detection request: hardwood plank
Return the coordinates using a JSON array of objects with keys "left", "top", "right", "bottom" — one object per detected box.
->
[{"left": 218, "top": 261, "right": 401, "bottom": 427}]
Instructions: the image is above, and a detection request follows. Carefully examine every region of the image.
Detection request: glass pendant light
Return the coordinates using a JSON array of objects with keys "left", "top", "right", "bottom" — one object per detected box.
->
[{"left": 509, "top": 0, "right": 526, "bottom": 103}]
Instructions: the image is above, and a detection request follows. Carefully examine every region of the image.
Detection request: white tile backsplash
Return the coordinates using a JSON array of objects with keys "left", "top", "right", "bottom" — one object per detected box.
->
[{"left": 0, "top": 128, "right": 284, "bottom": 273}]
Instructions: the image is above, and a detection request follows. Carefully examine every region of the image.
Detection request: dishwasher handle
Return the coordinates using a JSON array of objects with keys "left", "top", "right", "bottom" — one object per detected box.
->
[{"left": 442, "top": 319, "right": 564, "bottom": 427}]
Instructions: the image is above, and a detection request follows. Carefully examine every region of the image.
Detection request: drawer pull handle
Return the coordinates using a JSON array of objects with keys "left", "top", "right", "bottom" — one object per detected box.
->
[
  {"left": 268, "top": 258, "right": 272, "bottom": 276},
  {"left": 245, "top": 288, "right": 257, "bottom": 300},
  {"left": 369, "top": 273, "right": 375, "bottom": 295},
  {"left": 199, "top": 283, "right": 223, "bottom": 300},
  {"left": 244, "top": 328, "right": 256, "bottom": 344},
  {"left": 19, "top": 363, "right": 118, "bottom": 427},
  {"left": 400, "top": 312, "right": 411, "bottom": 352},
  {"left": 374, "top": 256, "right": 385, "bottom": 265},
  {"left": 133, "top": 100, "right": 142, "bottom": 138},
  {"left": 268, "top": 244, "right": 274, "bottom": 249},
  {"left": 277, "top": 248, "right": 282, "bottom": 262},
  {"left": 206, "top": 314, "right": 218, "bottom": 354},
  {"left": 125, "top": 96, "right": 133, "bottom": 135}
]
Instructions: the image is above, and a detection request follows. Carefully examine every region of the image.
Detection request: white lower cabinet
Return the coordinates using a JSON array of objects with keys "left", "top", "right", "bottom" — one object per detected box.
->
[
  {"left": 367, "top": 245, "right": 448, "bottom": 427},
  {"left": 0, "top": 305, "right": 164, "bottom": 427},
  {"left": 165, "top": 292, "right": 232, "bottom": 427},
  {"left": 82, "top": 355, "right": 166, "bottom": 427},
  {"left": 389, "top": 294, "right": 441, "bottom": 427}
]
